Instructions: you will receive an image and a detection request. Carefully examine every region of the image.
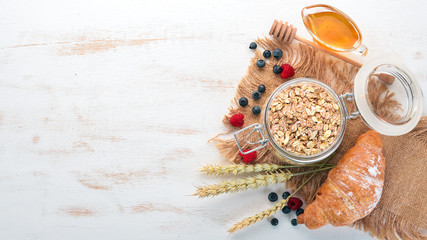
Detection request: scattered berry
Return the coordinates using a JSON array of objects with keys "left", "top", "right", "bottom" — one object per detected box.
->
[
  {"left": 249, "top": 42, "right": 257, "bottom": 49},
  {"left": 252, "top": 106, "right": 261, "bottom": 115},
  {"left": 256, "top": 60, "right": 266, "bottom": 68},
  {"left": 291, "top": 219, "right": 298, "bottom": 226},
  {"left": 296, "top": 208, "right": 304, "bottom": 216},
  {"left": 239, "top": 97, "right": 248, "bottom": 107},
  {"left": 282, "top": 206, "right": 291, "bottom": 214},
  {"left": 280, "top": 64, "right": 295, "bottom": 79},
  {"left": 273, "top": 65, "right": 283, "bottom": 74},
  {"left": 282, "top": 191, "right": 291, "bottom": 199},
  {"left": 239, "top": 149, "right": 257, "bottom": 163},
  {"left": 272, "top": 49, "right": 283, "bottom": 59},
  {"left": 229, "top": 114, "right": 245, "bottom": 127},
  {"left": 268, "top": 192, "right": 278, "bottom": 202},
  {"left": 271, "top": 218, "right": 279, "bottom": 226},
  {"left": 288, "top": 197, "right": 303, "bottom": 210},
  {"left": 263, "top": 50, "right": 271, "bottom": 58},
  {"left": 252, "top": 91, "right": 261, "bottom": 100},
  {"left": 258, "top": 84, "right": 266, "bottom": 93}
]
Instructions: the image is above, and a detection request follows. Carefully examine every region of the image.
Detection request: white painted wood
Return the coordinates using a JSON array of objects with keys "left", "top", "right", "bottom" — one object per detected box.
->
[{"left": 0, "top": 0, "right": 425, "bottom": 239}]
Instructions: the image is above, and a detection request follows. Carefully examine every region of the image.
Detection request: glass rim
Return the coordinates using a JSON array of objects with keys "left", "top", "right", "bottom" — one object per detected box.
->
[{"left": 354, "top": 59, "right": 424, "bottom": 135}]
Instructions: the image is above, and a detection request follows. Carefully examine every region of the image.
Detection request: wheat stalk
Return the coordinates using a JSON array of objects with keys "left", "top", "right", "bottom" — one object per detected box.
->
[
  {"left": 228, "top": 158, "right": 333, "bottom": 233},
  {"left": 228, "top": 198, "right": 290, "bottom": 233},
  {"left": 193, "top": 171, "right": 293, "bottom": 198},
  {"left": 199, "top": 164, "right": 282, "bottom": 176},
  {"left": 194, "top": 166, "right": 334, "bottom": 198},
  {"left": 200, "top": 163, "right": 336, "bottom": 176}
]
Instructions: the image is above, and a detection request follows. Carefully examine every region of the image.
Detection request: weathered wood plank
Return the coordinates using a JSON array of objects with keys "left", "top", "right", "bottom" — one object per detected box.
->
[{"left": 0, "top": 0, "right": 425, "bottom": 239}]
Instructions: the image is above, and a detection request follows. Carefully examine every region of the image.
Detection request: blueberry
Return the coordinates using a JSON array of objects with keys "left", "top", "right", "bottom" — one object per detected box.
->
[
  {"left": 291, "top": 219, "right": 298, "bottom": 226},
  {"left": 239, "top": 97, "right": 248, "bottom": 107},
  {"left": 273, "top": 65, "right": 283, "bottom": 74},
  {"left": 282, "top": 206, "right": 291, "bottom": 214},
  {"left": 282, "top": 191, "right": 290, "bottom": 199},
  {"left": 252, "top": 91, "right": 261, "bottom": 100},
  {"left": 258, "top": 84, "right": 266, "bottom": 93},
  {"left": 268, "top": 192, "right": 278, "bottom": 202},
  {"left": 296, "top": 208, "right": 304, "bottom": 216},
  {"left": 252, "top": 106, "right": 261, "bottom": 115},
  {"left": 271, "top": 218, "right": 279, "bottom": 226},
  {"left": 263, "top": 50, "right": 271, "bottom": 58},
  {"left": 272, "top": 49, "right": 283, "bottom": 59},
  {"left": 249, "top": 42, "right": 257, "bottom": 49},
  {"left": 256, "top": 60, "right": 265, "bottom": 68}
]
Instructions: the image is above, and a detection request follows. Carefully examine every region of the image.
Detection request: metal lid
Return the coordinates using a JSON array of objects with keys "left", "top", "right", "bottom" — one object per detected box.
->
[{"left": 353, "top": 58, "right": 423, "bottom": 136}]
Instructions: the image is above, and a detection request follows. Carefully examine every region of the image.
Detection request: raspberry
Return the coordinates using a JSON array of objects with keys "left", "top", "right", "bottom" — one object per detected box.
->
[
  {"left": 229, "top": 114, "right": 244, "bottom": 127},
  {"left": 287, "top": 197, "right": 303, "bottom": 210},
  {"left": 239, "top": 149, "right": 257, "bottom": 163},
  {"left": 280, "top": 64, "right": 295, "bottom": 79}
]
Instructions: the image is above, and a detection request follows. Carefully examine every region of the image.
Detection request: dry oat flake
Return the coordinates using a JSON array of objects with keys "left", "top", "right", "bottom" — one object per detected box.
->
[{"left": 268, "top": 83, "right": 341, "bottom": 156}]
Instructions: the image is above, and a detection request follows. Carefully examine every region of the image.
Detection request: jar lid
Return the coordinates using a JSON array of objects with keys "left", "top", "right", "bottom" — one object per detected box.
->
[{"left": 353, "top": 58, "right": 423, "bottom": 136}]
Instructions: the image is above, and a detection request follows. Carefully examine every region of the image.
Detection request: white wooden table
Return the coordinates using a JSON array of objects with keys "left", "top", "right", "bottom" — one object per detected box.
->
[{"left": 0, "top": 0, "right": 426, "bottom": 239}]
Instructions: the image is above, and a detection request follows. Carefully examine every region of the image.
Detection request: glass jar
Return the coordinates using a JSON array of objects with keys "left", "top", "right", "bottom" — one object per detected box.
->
[{"left": 234, "top": 59, "right": 423, "bottom": 165}]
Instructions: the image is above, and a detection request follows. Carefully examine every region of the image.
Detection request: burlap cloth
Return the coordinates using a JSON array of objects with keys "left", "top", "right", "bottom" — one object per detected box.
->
[{"left": 212, "top": 37, "right": 427, "bottom": 240}]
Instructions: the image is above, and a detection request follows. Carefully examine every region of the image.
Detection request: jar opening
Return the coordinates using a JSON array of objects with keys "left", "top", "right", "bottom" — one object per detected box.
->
[
  {"left": 366, "top": 64, "right": 414, "bottom": 125},
  {"left": 353, "top": 59, "right": 423, "bottom": 136},
  {"left": 263, "top": 78, "right": 346, "bottom": 163}
]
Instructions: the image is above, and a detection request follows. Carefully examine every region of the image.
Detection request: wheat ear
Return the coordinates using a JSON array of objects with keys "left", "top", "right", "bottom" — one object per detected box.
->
[
  {"left": 228, "top": 158, "right": 333, "bottom": 233},
  {"left": 199, "top": 164, "right": 283, "bottom": 176},
  {"left": 194, "top": 167, "right": 333, "bottom": 198},
  {"left": 228, "top": 198, "right": 290, "bottom": 233},
  {"left": 193, "top": 171, "right": 293, "bottom": 198},
  {"left": 199, "top": 163, "right": 335, "bottom": 176}
]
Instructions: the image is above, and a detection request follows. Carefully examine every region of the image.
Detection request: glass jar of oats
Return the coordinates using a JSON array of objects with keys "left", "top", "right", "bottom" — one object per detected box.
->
[
  {"left": 234, "top": 61, "right": 423, "bottom": 165},
  {"left": 235, "top": 78, "right": 346, "bottom": 165}
]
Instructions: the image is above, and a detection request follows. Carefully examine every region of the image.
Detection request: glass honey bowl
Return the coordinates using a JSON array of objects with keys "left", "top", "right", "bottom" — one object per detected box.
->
[{"left": 302, "top": 4, "right": 368, "bottom": 56}]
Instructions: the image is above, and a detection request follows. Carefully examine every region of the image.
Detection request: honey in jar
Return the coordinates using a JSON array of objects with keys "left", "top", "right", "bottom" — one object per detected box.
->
[{"left": 302, "top": 4, "right": 367, "bottom": 55}]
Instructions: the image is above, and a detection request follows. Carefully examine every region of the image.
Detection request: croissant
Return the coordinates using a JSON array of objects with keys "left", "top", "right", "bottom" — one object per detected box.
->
[{"left": 297, "top": 130, "right": 385, "bottom": 229}]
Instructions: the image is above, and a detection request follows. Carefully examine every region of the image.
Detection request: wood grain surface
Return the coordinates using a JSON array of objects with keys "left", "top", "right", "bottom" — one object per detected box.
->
[{"left": 0, "top": 0, "right": 426, "bottom": 239}]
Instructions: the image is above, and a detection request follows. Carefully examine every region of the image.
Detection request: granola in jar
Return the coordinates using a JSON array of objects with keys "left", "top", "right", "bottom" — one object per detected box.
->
[{"left": 267, "top": 83, "right": 341, "bottom": 156}]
